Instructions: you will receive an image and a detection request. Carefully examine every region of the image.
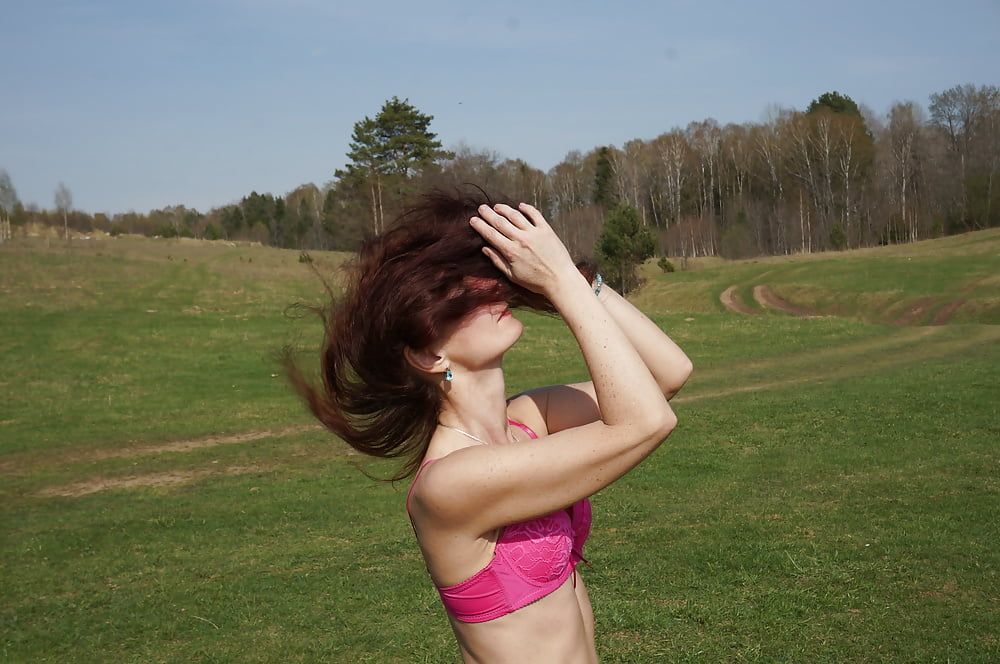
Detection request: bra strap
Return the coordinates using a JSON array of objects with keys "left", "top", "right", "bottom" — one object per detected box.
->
[
  {"left": 406, "top": 457, "right": 437, "bottom": 514},
  {"left": 507, "top": 418, "right": 538, "bottom": 440}
]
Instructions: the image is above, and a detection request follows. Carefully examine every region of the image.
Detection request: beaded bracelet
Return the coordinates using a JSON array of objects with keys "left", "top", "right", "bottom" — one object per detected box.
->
[{"left": 592, "top": 273, "right": 604, "bottom": 296}]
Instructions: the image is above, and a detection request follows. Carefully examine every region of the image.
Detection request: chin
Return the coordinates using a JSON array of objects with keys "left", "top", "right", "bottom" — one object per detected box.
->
[{"left": 508, "top": 319, "right": 525, "bottom": 343}]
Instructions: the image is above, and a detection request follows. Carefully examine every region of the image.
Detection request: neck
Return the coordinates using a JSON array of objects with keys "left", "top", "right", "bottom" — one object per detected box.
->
[{"left": 437, "top": 362, "right": 512, "bottom": 446}]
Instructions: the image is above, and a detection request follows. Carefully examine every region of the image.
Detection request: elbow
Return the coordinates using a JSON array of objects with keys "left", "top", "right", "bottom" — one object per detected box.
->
[
  {"left": 646, "top": 405, "right": 678, "bottom": 441},
  {"left": 653, "top": 411, "right": 678, "bottom": 441},
  {"left": 664, "top": 360, "right": 694, "bottom": 399},
  {"left": 679, "top": 358, "right": 694, "bottom": 379}
]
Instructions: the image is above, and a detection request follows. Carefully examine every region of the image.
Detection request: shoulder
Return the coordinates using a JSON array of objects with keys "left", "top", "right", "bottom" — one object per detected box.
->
[
  {"left": 407, "top": 452, "right": 463, "bottom": 526},
  {"left": 407, "top": 442, "right": 502, "bottom": 534},
  {"left": 505, "top": 391, "right": 550, "bottom": 438}
]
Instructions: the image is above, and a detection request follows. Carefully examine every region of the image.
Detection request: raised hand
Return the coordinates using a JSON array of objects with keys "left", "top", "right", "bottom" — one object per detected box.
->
[{"left": 469, "top": 203, "right": 580, "bottom": 296}]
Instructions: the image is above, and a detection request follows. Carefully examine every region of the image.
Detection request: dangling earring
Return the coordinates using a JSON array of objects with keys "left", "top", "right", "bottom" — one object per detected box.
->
[{"left": 444, "top": 367, "right": 454, "bottom": 382}]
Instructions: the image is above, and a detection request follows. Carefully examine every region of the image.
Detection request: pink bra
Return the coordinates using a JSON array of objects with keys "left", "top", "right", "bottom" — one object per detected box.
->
[{"left": 406, "top": 418, "right": 592, "bottom": 623}]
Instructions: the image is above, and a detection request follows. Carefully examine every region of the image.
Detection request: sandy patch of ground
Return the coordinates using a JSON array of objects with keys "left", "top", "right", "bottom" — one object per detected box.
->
[
  {"left": 91, "top": 424, "right": 319, "bottom": 461},
  {"left": 13, "top": 223, "right": 111, "bottom": 241},
  {"left": 1, "top": 424, "right": 323, "bottom": 477},
  {"left": 36, "top": 464, "right": 266, "bottom": 498},
  {"left": 719, "top": 285, "right": 759, "bottom": 315}
]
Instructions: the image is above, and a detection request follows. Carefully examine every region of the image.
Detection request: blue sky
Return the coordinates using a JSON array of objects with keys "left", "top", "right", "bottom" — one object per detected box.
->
[{"left": 3, "top": 0, "right": 998, "bottom": 215}]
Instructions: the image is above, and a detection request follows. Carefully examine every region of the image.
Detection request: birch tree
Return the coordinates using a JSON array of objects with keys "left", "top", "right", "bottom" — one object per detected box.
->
[
  {"left": 884, "top": 101, "right": 927, "bottom": 242},
  {"left": 653, "top": 130, "right": 688, "bottom": 228},
  {"left": 0, "top": 169, "right": 17, "bottom": 243},
  {"left": 54, "top": 182, "right": 72, "bottom": 241},
  {"left": 754, "top": 120, "right": 788, "bottom": 254}
]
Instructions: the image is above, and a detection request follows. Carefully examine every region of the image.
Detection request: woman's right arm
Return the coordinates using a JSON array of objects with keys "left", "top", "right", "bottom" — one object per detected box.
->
[{"left": 412, "top": 204, "right": 677, "bottom": 533}]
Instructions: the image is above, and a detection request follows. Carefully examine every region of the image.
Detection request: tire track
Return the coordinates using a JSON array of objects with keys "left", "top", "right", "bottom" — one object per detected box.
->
[
  {"left": 752, "top": 285, "right": 820, "bottom": 317},
  {"left": 2, "top": 424, "right": 321, "bottom": 477},
  {"left": 930, "top": 299, "right": 967, "bottom": 325},
  {"left": 36, "top": 464, "right": 267, "bottom": 498},
  {"left": 720, "top": 285, "right": 759, "bottom": 315},
  {"left": 891, "top": 296, "right": 937, "bottom": 326},
  {"left": 93, "top": 424, "right": 320, "bottom": 460},
  {"left": 673, "top": 325, "right": 1000, "bottom": 405},
  {"left": 690, "top": 326, "right": 942, "bottom": 385}
]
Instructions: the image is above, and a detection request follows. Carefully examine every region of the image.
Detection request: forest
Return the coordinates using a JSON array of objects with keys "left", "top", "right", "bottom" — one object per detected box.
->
[{"left": 2, "top": 84, "right": 998, "bottom": 270}]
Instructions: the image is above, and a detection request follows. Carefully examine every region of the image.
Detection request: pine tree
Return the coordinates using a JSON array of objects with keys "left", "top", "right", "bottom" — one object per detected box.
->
[
  {"left": 808, "top": 90, "right": 872, "bottom": 138},
  {"left": 595, "top": 203, "right": 654, "bottom": 293},
  {"left": 335, "top": 96, "right": 452, "bottom": 235},
  {"left": 807, "top": 91, "right": 862, "bottom": 118}
]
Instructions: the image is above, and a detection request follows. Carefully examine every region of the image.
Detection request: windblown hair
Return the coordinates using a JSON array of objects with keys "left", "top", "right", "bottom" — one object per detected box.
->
[{"left": 280, "top": 186, "right": 596, "bottom": 482}]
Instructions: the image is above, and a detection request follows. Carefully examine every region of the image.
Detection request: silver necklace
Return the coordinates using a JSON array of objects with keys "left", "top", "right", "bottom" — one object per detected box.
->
[{"left": 438, "top": 423, "right": 497, "bottom": 446}]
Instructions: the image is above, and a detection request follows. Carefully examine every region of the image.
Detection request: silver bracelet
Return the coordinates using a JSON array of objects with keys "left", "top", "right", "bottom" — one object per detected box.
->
[{"left": 591, "top": 273, "right": 603, "bottom": 296}]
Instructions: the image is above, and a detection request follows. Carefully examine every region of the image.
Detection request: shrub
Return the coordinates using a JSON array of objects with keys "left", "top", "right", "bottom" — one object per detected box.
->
[
  {"left": 156, "top": 224, "right": 178, "bottom": 238},
  {"left": 829, "top": 222, "right": 847, "bottom": 251},
  {"left": 657, "top": 256, "right": 675, "bottom": 273},
  {"left": 595, "top": 203, "right": 655, "bottom": 294}
]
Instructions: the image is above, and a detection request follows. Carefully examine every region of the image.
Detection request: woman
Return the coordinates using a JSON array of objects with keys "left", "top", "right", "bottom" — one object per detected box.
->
[{"left": 283, "top": 188, "right": 693, "bottom": 663}]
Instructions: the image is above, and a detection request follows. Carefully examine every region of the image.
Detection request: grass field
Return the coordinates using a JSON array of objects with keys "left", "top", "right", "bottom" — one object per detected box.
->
[{"left": 1, "top": 230, "right": 998, "bottom": 662}]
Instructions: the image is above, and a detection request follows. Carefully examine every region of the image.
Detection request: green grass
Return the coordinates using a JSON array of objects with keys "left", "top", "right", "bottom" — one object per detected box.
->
[
  {"left": 1, "top": 233, "right": 998, "bottom": 662},
  {"left": 634, "top": 227, "right": 1000, "bottom": 325}
]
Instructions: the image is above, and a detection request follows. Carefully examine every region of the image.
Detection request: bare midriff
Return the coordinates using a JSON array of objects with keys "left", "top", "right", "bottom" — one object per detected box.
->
[{"left": 447, "top": 572, "right": 598, "bottom": 664}]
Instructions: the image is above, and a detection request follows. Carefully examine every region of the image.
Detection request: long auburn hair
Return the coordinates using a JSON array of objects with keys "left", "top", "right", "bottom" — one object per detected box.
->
[{"left": 280, "top": 186, "right": 597, "bottom": 482}]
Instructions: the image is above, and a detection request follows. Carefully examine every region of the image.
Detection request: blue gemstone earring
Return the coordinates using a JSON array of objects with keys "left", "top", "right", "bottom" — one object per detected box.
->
[{"left": 444, "top": 368, "right": 454, "bottom": 382}]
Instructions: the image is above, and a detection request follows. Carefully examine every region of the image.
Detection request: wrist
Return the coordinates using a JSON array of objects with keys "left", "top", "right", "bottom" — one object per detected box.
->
[
  {"left": 545, "top": 269, "right": 591, "bottom": 304},
  {"left": 590, "top": 272, "right": 604, "bottom": 297},
  {"left": 595, "top": 281, "right": 613, "bottom": 304}
]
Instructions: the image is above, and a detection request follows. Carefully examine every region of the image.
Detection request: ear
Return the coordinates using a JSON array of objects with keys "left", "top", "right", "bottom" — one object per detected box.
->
[{"left": 403, "top": 345, "right": 448, "bottom": 376}]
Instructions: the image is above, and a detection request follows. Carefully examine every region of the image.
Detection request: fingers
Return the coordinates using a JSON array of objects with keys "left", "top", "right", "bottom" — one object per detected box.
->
[
  {"left": 490, "top": 203, "right": 534, "bottom": 230},
  {"left": 470, "top": 202, "right": 550, "bottom": 278},
  {"left": 469, "top": 214, "right": 516, "bottom": 253},
  {"left": 475, "top": 204, "right": 524, "bottom": 236},
  {"left": 481, "top": 246, "right": 513, "bottom": 278},
  {"left": 517, "top": 202, "right": 550, "bottom": 229}
]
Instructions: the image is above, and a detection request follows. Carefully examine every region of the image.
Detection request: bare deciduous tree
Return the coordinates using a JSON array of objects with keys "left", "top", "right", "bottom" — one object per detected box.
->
[
  {"left": 883, "top": 102, "right": 928, "bottom": 242},
  {"left": 54, "top": 182, "right": 72, "bottom": 241},
  {"left": 0, "top": 169, "right": 17, "bottom": 243},
  {"left": 929, "top": 83, "right": 1000, "bottom": 229}
]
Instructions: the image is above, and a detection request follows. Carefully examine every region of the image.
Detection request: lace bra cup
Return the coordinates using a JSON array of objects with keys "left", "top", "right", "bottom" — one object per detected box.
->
[{"left": 407, "top": 418, "right": 592, "bottom": 623}]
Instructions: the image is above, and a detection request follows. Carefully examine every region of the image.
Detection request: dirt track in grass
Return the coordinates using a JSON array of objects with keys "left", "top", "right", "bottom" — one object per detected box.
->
[
  {"left": 32, "top": 325, "right": 1000, "bottom": 498},
  {"left": 35, "top": 464, "right": 267, "bottom": 497},
  {"left": 752, "top": 284, "right": 820, "bottom": 317},
  {"left": 719, "top": 285, "right": 759, "bottom": 315}
]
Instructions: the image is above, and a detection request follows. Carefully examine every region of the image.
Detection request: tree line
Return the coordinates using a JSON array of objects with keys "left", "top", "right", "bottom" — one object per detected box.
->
[{"left": 3, "top": 84, "right": 998, "bottom": 273}]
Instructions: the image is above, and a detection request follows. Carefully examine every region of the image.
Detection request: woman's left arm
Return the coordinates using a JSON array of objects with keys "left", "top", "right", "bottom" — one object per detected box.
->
[
  {"left": 508, "top": 280, "right": 693, "bottom": 435},
  {"left": 595, "top": 282, "right": 693, "bottom": 399}
]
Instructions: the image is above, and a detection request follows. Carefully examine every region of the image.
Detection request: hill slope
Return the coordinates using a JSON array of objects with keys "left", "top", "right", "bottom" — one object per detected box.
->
[{"left": 632, "top": 228, "right": 1000, "bottom": 325}]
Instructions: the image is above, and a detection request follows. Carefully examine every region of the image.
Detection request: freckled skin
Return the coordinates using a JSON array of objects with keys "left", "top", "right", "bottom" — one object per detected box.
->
[{"left": 407, "top": 202, "right": 684, "bottom": 663}]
